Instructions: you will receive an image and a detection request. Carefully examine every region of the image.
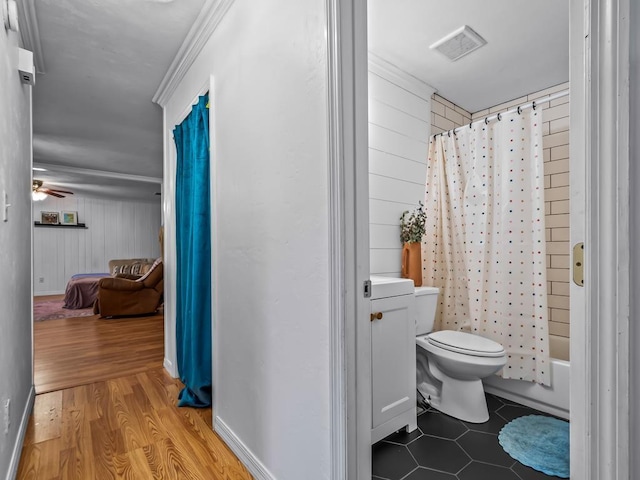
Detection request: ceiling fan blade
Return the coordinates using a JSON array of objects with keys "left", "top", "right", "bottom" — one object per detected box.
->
[
  {"left": 47, "top": 188, "right": 74, "bottom": 194},
  {"left": 41, "top": 188, "right": 65, "bottom": 198}
]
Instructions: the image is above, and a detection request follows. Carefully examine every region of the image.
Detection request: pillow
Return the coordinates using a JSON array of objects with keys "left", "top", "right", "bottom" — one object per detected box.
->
[
  {"left": 135, "top": 258, "right": 162, "bottom": 283},
  {"left": 112, "top": 263, "right": 145, "bottom": 276}
]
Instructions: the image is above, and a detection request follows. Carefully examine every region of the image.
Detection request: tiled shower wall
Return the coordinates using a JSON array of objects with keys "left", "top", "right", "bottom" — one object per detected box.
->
[
  {"left": 430, "top": 93, "right": 472, "bottom": 135},
  {"left": 368, "top": 68, "right": 570, "bottom": 359},
  {"left": 471, "top": 82, "right": 571, "bottom": 360}
]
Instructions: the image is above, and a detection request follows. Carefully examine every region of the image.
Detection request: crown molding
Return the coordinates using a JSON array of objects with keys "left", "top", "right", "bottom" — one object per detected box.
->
[
  {"left": 17, "top": 0, "right": 45, "bottom": 73},
  {"left": 152, "top": 0, "right": 234, "bottom": 107},
  {"left": 368, "top": 52, "right": 435, "bottom": 102},
  {"left": 33, "top": 162, "right": 162, "bottom": 184}
]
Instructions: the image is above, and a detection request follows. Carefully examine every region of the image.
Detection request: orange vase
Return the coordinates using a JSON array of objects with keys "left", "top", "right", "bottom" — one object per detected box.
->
[{"left": 401, "top": 242, "right": 422, "bottom": 287}]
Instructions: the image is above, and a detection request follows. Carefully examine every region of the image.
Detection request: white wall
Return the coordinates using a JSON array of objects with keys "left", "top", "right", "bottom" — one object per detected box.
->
[
  {"left": 161, "top": 1, "right": 330, "bottom": 478},
  {"left": 368, "top": 59, "right": 433, "bottom": 276},
  {"left": 32, "top": 196, "right": 161, "bottom": 294},
  {"left": 0, "top": 27, "right": 34, "bottom": 480}
]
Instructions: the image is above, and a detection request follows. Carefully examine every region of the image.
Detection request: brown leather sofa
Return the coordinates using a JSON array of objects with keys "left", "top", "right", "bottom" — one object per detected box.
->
[{"left": 93, "top": 260, "right": 163, "bottom": 317}]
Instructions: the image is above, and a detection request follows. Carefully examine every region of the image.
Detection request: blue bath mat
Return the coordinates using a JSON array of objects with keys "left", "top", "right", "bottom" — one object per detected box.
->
[{"left": 498, "top": 415, "right": 569, "bottom": 478}]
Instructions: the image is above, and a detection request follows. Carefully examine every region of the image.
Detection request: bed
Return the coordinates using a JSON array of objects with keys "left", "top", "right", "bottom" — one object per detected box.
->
[{"left": 63, "top": 273, "right": 111, "bottom": 309}]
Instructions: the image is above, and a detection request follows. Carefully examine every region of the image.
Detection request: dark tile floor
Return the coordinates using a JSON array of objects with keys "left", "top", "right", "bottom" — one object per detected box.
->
[{"left": 372, "top": 394, "right": 563, "bottom": 480}]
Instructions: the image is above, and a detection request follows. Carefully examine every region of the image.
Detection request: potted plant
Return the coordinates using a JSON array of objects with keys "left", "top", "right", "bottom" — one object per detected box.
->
[{"left": 400, "top": 201, "right": 426, "bottom": 286}]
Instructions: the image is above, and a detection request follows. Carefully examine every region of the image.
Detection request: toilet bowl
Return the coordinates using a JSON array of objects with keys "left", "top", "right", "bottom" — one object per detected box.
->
[{"left": 415, "top": 287, "right": 507, "bottom": 423}]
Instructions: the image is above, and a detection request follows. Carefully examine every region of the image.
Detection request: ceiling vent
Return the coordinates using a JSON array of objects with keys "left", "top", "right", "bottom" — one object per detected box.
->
[{"left": 430, "top": 25, "right": 487, "bottom": 61}]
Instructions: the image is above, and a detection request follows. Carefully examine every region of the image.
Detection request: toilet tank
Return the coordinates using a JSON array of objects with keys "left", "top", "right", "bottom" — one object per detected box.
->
[{"left": 415, "top": 286, "right": 439, "bottom": 335}]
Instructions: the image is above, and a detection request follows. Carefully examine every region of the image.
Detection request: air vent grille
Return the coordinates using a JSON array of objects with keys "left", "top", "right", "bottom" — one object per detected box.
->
[{"left": 430, "top": 25, "right": 486, "bottom": 61}]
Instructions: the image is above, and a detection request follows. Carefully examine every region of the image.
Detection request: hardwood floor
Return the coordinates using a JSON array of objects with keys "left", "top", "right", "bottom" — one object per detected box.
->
[
  {"left": 34, "top": 305, "right": 164, "bottom": 394},
  {"left": 24, "top": 298, "right": 252, "bottom": 479},
  {"left": 17, "top": 368, "right": 252, "bottom": 479}
]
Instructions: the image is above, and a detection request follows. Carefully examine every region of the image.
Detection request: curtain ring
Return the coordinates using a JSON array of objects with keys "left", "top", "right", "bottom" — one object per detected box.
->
[
  {"left": 532, "top": 101, "right": 537, "bottom": 111},
  {"left": 447, "top": 130, "right": 451, "bottom": 137},
  {"left": 517, "top": 106, "right": 522, "bottom": 115},
  {"left": 484, "top": 117, "right": 489, "bottom": 125},
  {"left": 497, "top": 113, "right": 502, "bottom": 121},
  {"left": 469, "top": 122, "right": 472, "bottom": 129}
]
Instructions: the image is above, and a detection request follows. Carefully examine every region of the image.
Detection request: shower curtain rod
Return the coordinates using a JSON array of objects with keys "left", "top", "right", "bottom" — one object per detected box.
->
[{"left": 432, "top": 89, "right": 569, "bottom": 138}]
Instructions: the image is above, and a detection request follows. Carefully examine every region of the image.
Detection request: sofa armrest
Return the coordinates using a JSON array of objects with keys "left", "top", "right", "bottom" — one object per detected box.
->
[{"left": 98, "top": 277, "right": 145, "bottom": 291}]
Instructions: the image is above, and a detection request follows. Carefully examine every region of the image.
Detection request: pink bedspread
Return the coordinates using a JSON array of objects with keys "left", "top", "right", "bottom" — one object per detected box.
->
[{"left": 63, "top": 274, "right": 110, "bottom": 309}]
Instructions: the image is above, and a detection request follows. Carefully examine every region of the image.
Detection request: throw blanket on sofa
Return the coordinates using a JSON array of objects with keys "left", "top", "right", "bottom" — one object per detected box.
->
[{"left": 63, "top": 274, "right": 110, "bottom": 309}]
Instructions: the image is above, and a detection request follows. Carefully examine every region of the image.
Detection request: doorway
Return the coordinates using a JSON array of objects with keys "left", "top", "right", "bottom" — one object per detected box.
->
[{"left": 333, "top": 0, "right": 633, "bottom": 478}]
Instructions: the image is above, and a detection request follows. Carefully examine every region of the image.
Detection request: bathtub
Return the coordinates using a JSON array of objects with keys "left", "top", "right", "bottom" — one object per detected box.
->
[{"left": 483, "top": 357, "right": 570, "bottom": 420}]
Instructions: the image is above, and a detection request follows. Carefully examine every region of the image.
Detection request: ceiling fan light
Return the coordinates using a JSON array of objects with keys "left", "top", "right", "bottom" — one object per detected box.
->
[{"left": 32, "top": 191, "right": 47, "bottom": 201}]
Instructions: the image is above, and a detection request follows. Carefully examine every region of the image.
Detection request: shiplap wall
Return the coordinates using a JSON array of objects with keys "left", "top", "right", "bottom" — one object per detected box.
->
[
  {"left": 368, "top": 60, "right": 434, "bottom": 275},
  {"left": 33, "top": 196, "right": 161, "bottom": 295}
]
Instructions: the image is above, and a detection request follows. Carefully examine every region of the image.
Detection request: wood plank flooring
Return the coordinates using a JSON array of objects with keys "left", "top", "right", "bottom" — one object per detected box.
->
[
  {"left": 34, "top": 299, "right": 164, "bottom": 393},
  {"left": 25, "top": 296, "right": 252, "bottom": 479},
  {"left": 17, "top": 368, "right": 252, "bottom": 479}
]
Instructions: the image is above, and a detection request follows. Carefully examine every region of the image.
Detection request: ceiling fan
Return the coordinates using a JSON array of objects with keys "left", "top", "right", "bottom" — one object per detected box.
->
[{"left": 32, "top": 179, "right": 74, "bottom": 199}]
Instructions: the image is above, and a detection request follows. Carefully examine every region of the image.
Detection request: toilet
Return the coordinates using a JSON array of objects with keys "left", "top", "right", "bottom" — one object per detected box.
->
[{"left": 415, "top": 287, "right": 507, "bottom": 423}]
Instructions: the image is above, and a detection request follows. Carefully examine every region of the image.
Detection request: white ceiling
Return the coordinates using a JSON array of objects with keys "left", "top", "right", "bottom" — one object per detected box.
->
[
  {"left": 368, "top": 0, "right": 570, "bottom": 113},
  {"left": 29, "top": 0, "right": 206, "bottom": 200},
  {"left": 28, "top": 1, "right": 569, "bottom": 200}
]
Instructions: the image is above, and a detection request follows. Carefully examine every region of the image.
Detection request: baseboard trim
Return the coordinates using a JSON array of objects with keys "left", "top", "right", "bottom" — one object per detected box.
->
[
  {"left": 163, "top": 357, "right": 178, "bottom": 378},
  {"left": 34, "top": 290, "right": 64, "bottom": 296},
  {"left": 6, "top": 385, "right": 35, "bottom": 480},
  {"left": 215, "top": 416, "right": 276, "bottom": 480}
]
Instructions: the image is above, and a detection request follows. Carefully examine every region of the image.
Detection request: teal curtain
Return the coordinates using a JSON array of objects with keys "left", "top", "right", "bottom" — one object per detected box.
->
[{"left": 173, "top": 94, "right": 211, "bottom": 407}]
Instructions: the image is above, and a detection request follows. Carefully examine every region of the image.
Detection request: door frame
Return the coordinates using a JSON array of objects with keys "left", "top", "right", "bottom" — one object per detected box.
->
[
  {"left": 570, "top": 0, "right": 631, "bottom": 478},
  {"left": 161, "top": 77, "right": 212, "bottom": 379},
  {"left": 336, "top": 0, "right": 633, "bottom": 478},
  {"left": 326, "top": 0, "right": 371, "bottom": 477}
]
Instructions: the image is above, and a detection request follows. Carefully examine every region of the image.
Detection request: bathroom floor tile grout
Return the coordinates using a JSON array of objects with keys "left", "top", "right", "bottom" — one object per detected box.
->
[{"left": 372, "top": 393, "right": 565, "bottom": 480}]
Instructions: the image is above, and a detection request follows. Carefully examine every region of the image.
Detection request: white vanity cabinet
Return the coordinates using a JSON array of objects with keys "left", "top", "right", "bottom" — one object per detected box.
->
[{"left": 370, "top": 276, "right": 417, "bottom": 444}]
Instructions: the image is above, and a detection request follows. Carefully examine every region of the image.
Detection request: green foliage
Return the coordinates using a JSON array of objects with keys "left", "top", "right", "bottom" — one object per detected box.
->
[{"left": 400, "top": 201, "right": 426, "bottom": 244}]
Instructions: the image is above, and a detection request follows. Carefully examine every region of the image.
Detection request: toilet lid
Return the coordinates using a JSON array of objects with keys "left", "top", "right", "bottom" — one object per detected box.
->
[{"left": 427, "top": 330, "right": 505, "bottom": 358}]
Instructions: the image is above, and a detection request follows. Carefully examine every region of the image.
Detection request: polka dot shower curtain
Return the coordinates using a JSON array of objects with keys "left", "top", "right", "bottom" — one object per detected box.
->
[{"left": 422, "top": 109, "right": 550, "bottom": 385}]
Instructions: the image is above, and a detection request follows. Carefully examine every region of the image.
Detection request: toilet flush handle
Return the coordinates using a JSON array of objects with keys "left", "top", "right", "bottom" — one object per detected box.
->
[{"left": 370, "top": 312, "right": 383, "bottom": 321}]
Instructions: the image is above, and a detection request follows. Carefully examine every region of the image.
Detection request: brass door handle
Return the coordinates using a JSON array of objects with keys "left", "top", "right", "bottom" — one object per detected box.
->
[{"left": 370, "top": 312, "right": 383, "bottom": 321}]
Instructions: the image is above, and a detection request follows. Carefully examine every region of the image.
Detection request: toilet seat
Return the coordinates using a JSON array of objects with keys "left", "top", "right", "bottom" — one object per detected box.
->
[{"left": 427, "top": 330, "right": 505, "bottom": 358}]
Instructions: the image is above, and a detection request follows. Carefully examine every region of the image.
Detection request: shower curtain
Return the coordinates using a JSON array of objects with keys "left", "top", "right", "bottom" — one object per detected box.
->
[
  {"left": 174, "top": 94, "right": 212, "bottom": 407},
  {"left": 423, "top": 109, "right": 550, "bottom": 385}
]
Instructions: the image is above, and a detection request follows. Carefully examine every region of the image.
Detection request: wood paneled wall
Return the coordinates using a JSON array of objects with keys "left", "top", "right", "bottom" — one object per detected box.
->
[
  {"left": 33, "top": 196, "right": 161, "bottom": 294},
  {"left": 368, "top": 70, "right": 433, "bottom": 276}
]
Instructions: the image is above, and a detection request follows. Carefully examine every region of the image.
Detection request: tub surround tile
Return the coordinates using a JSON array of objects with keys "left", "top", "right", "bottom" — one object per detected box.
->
[{"left": 468, "top": 82, "right": 572, "bottom": 348}]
